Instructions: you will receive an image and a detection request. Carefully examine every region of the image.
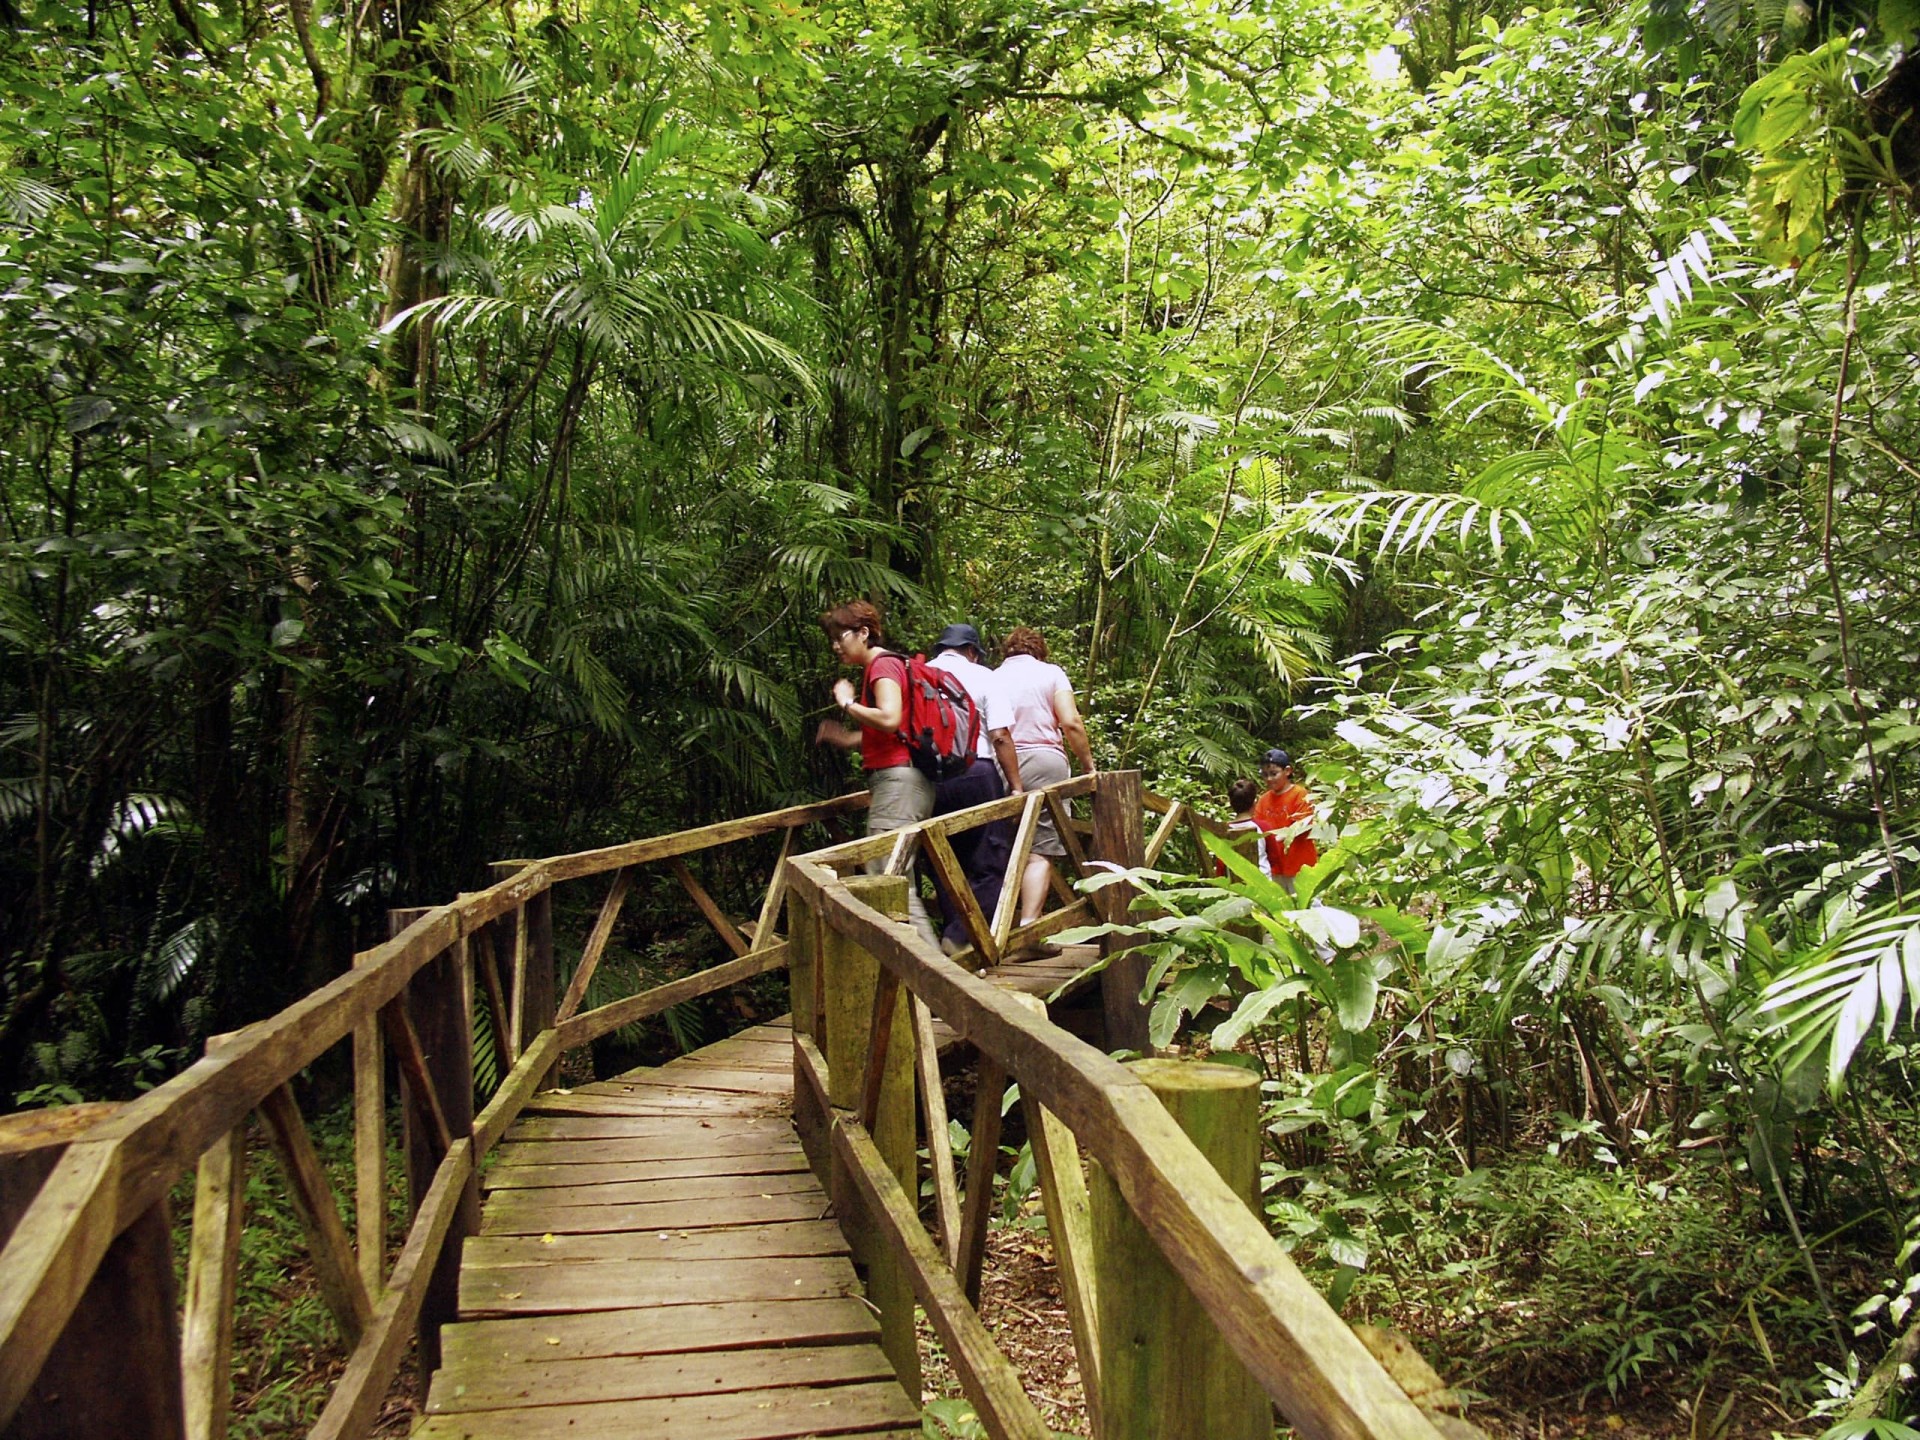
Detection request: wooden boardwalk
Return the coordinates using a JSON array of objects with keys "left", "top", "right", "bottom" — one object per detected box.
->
[
  {"left": 414, "top": 952, "right": 1101, "bottom": 1440},
  {"left": 0, "top": 778, "right": 1462, "bottom": 1440},
  {"left": 415, "top": 1020, "right": 917, "bottom": 1439}
]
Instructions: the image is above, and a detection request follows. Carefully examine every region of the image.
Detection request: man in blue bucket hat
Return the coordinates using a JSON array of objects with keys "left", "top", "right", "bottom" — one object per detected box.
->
[{"left": 925, "top": 624, "right": 1021, "bottom": 955}]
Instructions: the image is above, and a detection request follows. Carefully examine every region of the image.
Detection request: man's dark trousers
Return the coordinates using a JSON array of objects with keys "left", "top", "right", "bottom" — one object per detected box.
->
[{"left": 930, "top": 757, "right": 1013, "bottom": 949}]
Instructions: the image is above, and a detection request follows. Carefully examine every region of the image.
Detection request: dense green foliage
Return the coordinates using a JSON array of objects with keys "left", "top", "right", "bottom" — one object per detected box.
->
[{"left": 5, "top": 0, "right": 1920, "bottom": 1418}]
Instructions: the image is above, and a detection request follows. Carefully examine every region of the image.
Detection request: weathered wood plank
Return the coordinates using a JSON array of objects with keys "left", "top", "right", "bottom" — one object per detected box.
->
[
  {"left": 471, "top": 920, "right": 516, "bottom": 1072},
  {"left": 615, "top": 1065, "right": 793, "bottom": 1096},
  {"left": 1145, "top": 801, "right": 1185, "bottom": 867},
  {"left": 831, "top": 1118, "right": 1050, "bottom": 1440},
  {"left": 920, "top": 826, "right": 998, "bottom": 965},
  {"left": 0, "top": 1141, "right": 183, "bottom": 1440},
  {"left": 463, "top": 1218, "right": 848, "bottom": 1268},
  {"left": 954, "top": 1055, "right": 1007, "bottom": 1307},
  {"left": 460, "top": 1253, "right": 860, "bottom": 1315},
  {"left": 468, "top": 1168, "right": 819, "bottom": 1210},
  {"left": 556, "top": 943, "right": 790, "bottom": 1052},
  {"left": 409, "top": 1380, "right": 918, "bottom": 1440},
  {"left": 257, "top": 1085, "right": 372, "bottom": 1345},
  {"left": 1007, "top": 992, "right": 1101, "bottom": 1436},
  {"left": 483, "top": 1153, "right": 807, "bottom": 1192},
  {"left": 910, "top": 996, "right": 961, "bottom": 1267},
  {"left": 0, "top": 1105, "right": 118, "bottom": 1156},
  {"left": 555, "top": 867, "right": 634, "bottom": 1024},
  {"left": 944, "top": 897, "right": 1096, "bottom": 974},
  {"left": 503, "top": 899, "right": 531, "bottom": 1059},
  {"left": 665, "top": 1045, "right": 791, "bottom": 1070},
  {"left": 472, "top": 1030, "right": 564, "bottom": 1157},
  {"left": 500, "top": 1112, "right": 792, "bottom": 1142},
  {"left": 428, "top": 1342, "right": 896, "bottom": 1414},
  {"left": 0, "top": 1140, "right": 121, "bottom": 1427},
  {"left": 880, "top": 827, "right": 919, "bottom": 877},
  {"left": 799, "top": 775, "right": 1096, "bottom": 876},
  {"left": 1045, "top": 788, "right": 1092, "bottom": 874},
  {"left": 718, "top": 1021, "right": 795, "bottom": 1042},
  {"left": 670, "top": 856, "right": 752, "bottom": 957},
  {"left": 1092, "top": 769, "right": 1150, "bottom": 1054},
  {"left": 440, "top": 1297, "right": 879, "bottom": 1369},
  {"left": 689, "top": 1048, "right": 793, "bottom": 1073},
  {"left": 491, "top": 1135, "right": 798, "bottom": 1169},
  {"left": 857, "top": 967, "right": 901, "bottom": 1132},
  {"left": 821, "top": 874, "right": 919, "bottom": 1396},
  {"left": 308, "top": 1138, "right": 474, "bottom": 1440},
  {"left": 381, "top": 997, "right": 454, "bottom": 1155},
  {"left": 180, "top": 1127, "right": 245, "bottom": 1440},
  {"left": 351, "top": 948, "right": 384, "bottom": 1297},
  {"left": 748, "top": 825, "right": 794, "bottom": 957},
  {"left": 1090, "top": 1060, "right": 1268, "bottom": 1440},
  {"left": 531, "top": 793, "right": 871, "bottom": 883},
  {"left": 990, "top": 793, "right": 1044, "bottom": 951},
  {"left": 521, "top": 1086, "right": 788, "bottom": 1120},
  {"left": 481, "top": 1190, "right": 828, "bottom": 1237}
]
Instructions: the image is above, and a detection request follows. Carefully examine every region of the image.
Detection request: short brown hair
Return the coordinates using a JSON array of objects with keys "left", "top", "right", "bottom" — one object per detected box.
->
[
  {"left": 1228, "top": 778, "right": 1259, "bottom": 812},
  {"left": 820, "top": 599, "right": 885, "bottom": 645},
  {"left": 1002, "top": 626, "right": 1048, "bottom": 660}
]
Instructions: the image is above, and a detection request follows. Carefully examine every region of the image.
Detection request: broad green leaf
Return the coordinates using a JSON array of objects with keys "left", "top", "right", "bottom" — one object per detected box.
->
[
  {"left": 1210, "top": 979, "right": 1309, "bottom": 1049},
  {"left": 1328, "top": 956, "right": 1380, "bottom": 1032}
]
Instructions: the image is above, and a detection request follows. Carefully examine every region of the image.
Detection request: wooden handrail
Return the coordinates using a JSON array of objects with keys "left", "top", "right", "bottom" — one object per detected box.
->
[
  {"left": 509, "top": 791, "right": 871, "bottom": 882},
  {"left": 0, "top": 773, "right": 1245, "bottom": 1438},
  {"left": 0, "top": 789, "right": 874, "bottom": 1434},
  {"left": 785, "top": 772, "right": 1446, "bottom": 1440}
]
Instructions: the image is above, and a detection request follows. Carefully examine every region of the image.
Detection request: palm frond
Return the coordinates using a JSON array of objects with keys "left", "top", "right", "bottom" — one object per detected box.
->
[{"left": 1758, "top": 908, "right": 1920, "bottom": 1089}]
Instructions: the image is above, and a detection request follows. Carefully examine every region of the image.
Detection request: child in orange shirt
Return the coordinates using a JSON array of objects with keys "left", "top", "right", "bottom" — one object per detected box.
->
[{"left": 1253, "top": 748, "right": 1318, "bottom": 895}]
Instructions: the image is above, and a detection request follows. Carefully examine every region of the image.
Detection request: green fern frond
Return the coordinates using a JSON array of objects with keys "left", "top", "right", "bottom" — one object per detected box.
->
[{"left": 1759, "top": 909, "right": 1920, "bottom": 1090}]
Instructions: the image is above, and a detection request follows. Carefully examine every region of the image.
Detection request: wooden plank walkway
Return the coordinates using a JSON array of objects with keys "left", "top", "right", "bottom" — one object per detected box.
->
[
  {"left": 416, "top": 1021, "right": 917, "bottom": 1440},
  {"left": 413, "top": 949, "right": 1103, "bottom": 1440}
]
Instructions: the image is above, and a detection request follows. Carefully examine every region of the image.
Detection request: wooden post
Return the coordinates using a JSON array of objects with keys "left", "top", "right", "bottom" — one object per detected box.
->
[
  {"left": 953, "top": 1058, "right": 1008, "bottom": 1307},
  {"left": 390, "top": 909, "right": 480, "bottom": 1379},
  {"left": 1091, "top": 769, "right": 1151, "bottom": 1054},
  {"left": 526, "top": 887, "right": 556, "bottom": 1082},
  {"left": 1008, "top": 994, "right": 1102, "bottom": 1437},
  {"left": 1087, "top": 1059, "right": 1268, "bottom": 1440},
  {"left": 181, "top": 1126, "right": 246, "bottom": 1440},
  {"left": 787, "top": 882, "right": 828, "bottom": 1178},
  {"left": 0, "top": 1106, "right": 185, "bottom": 1440},
  {"left": 788, "top": 868, "right": 820, "bottom": 1042},
  {"left": 822, "top": 873, "right": 921, "bottom": 1399},
  {"left": 350, "top": 946, "right": 384, "bottom": 1296},
  {"left": 491, "top": 863, "right": 555, "bottom": 1082}
]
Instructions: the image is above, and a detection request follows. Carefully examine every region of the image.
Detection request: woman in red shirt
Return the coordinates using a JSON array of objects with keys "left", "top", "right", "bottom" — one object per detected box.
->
[
  {"left": 1253, "top": 748, "right": 1318, "bottom": 896},
  {"left": 813, "top": 600, "right": 940, "bottom": 945}
]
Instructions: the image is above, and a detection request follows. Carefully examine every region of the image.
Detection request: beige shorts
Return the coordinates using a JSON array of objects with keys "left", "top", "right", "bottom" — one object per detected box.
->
[{"left": 1015, "top": 746, "right": 1071, "bottom": 857}]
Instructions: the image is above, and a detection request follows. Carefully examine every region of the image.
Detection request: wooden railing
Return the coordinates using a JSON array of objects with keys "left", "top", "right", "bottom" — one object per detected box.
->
[
  {"left": 785, "top": 769, "right": 1452, "bottom": 1440},
  {"left": 0, "top": 769, "right": 1449, "bottom": 1440},
  {"left": 0, "top": 790, "right": 868, "bottom": 1440}
]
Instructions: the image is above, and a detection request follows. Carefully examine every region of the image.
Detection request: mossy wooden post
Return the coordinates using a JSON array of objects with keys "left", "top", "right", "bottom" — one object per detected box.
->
[
  {"left": 823, "top": 873, "right": 921, "bottom": 1399},
  {"left": 1090, "top": 769, "right": 1151, "bottom": 1055},
  {"left": 1088, "top": 1058, "right": 1268, "bottom": 1440},
  {"left": 0, "top": 1105, "right": 185, "bottom": 1440},
  {"left": 390, "top": 908, "right": 479, "bottom": 1379},
  {"left": 787, "top": 879, "right": 828, "bottom": 1178}
]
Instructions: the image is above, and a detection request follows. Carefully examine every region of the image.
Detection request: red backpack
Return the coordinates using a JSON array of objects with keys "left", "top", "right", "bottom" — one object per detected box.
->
[{"left": 867, "top": 654, "right": 980, "bottom": 781}]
